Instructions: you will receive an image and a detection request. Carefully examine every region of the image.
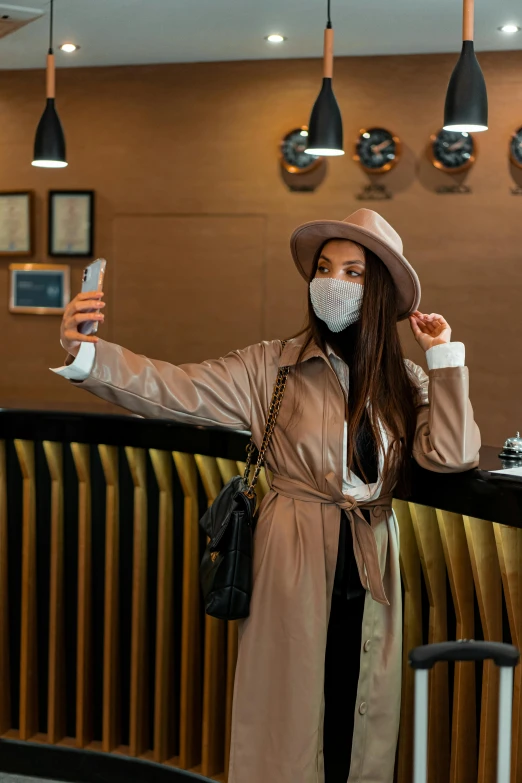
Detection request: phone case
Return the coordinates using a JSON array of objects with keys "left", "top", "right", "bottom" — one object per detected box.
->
[{"left": 79, "top": 258, "right": 106, "bottom": 336}]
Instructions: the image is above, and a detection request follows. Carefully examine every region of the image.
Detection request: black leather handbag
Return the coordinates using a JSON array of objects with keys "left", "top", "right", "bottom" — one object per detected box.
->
[{"left": 199, "top": 349, "right": 289, "bottom": 621}]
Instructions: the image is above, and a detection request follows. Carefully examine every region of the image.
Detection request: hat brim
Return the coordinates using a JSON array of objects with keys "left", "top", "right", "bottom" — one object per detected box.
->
[{"left": 290, "top": 219, "right": 421, "bottom": 321}]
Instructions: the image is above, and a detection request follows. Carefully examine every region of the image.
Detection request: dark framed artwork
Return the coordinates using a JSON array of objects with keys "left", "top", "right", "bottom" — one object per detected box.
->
[
  {"left": 0, "top": 191, "right": 34, "bottom": 256},
  {"left": 9, "top": 263, "right": 70, "bottom": 314},
  {"left": 48, "top": 190, "right": 94, "bottom": 257}
]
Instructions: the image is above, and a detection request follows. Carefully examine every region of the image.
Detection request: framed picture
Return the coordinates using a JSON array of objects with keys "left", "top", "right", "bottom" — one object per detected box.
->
[
  {"left": 49, "top": 190, "right": 94, "bottom": 257},
  {"left": 0, "top": 191, "right": 34, "bottom": 256},
  {"left": 9, "top": 263, "right": 70, "bottom": 314}
]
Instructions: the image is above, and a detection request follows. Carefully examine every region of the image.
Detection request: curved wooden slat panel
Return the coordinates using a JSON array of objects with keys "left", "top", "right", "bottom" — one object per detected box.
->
[
  {"left": 43, "top": 441, "right": 66, "bottom": 744},
  {"left": 0, "top": 441, "right": 10, "bottom": 735},
  {"left": 195, "top": 455, "right": 226, "bottom": 779},
  {"left": 125, "top": 447, "right": 149, "bottom": 758},
  {"left": 393, "top": 499, "right": 423, "bottom": 783},
  {"left": 15, "top": 440, "right": 38, "bottom": 741},
  {"left": 493, "top": 522, "right": 522, "bottom": 783},
  {"left": 98, "top": 444, "right": 120, "bottom": 753},
  {"left": 71, "top": 443, "right": 92, "bottom": 748},
  {"left": 464, "top": 516, "right": 503, "bottom": 783},
  {"left": 410, "top": 502, "right": 450, "bottom": 783},
  {"left": 172, "top": 452, "right": 201, "bottom": 770},
  {"left": 149, "top": 449, "right": 175, "bottom": 763},
  {"left": 436, "top": 510, "right": 477, "bottom": 783}
]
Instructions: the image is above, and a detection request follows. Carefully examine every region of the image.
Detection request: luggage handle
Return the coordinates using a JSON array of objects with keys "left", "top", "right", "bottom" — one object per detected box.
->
[
  {"left": 409, "top": 639, "right": 520, "bottom": 670},
  {"left": 410, "top": 641, "right": 520, "bottom": 783}
]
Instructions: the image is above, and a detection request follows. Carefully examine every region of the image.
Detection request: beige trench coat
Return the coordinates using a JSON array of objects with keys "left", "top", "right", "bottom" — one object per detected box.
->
[{"left": 66, "top": 334, "right": 481, "bottom": 783}]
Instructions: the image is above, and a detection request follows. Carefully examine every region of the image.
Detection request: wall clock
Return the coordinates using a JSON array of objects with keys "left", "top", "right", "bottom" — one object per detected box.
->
[
  {"left": 280, "top": 127, "right": 322, "bottom": 174},
  {"left": 428, "top": 129, "right": 476, "bottom": 173},
  {"left": 353, "top": 128, "right": 401, "bottom": 174},
  {"left": 509, "top": 127, "right": 522, "bottom": 169}
]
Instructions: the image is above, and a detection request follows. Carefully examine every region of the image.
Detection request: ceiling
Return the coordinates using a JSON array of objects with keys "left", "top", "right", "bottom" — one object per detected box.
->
[{"left": 0, "top": 0, "right": 521, "bottom": 70}]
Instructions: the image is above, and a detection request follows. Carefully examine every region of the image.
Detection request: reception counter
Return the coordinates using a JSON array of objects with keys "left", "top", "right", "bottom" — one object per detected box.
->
[{"left": 0, "top": 409, "right": 520, "bottom": 783}]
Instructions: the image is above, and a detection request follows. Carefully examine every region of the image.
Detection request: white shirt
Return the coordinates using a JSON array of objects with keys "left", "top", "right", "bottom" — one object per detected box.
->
[{"left": 52, "top": 341, "right": 465, "bottom": 499}]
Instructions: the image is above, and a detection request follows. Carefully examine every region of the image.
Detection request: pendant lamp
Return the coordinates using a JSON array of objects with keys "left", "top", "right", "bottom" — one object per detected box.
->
[
  {"left": 443, "top": 0, "right": 488, "bottom": 132},
  {"left": 305, "top": 0, "right": 344, "bottom": 156},
  {"left": 32, "top": 0, "right": 67, "bottom": 168}
]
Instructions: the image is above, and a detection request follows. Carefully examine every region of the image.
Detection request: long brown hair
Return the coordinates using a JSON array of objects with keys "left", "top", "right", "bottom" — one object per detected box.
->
[{"left": 297, "top": 241, "right": 419, "bottom": 494}]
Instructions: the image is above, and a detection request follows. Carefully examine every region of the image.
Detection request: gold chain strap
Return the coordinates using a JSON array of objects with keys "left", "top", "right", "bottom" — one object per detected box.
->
[{"left": 243, "top": 342, "right": 289, "bottom": 498}]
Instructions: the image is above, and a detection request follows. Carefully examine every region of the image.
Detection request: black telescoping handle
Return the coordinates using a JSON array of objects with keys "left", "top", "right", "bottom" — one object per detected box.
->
[{"left": 409, "top": 640, "right": 520, "bottom": 670}]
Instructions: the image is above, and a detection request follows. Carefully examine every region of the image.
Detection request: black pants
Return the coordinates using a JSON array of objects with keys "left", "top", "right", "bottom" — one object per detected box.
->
[{"left": 323, "top": 560, "right": 366, "bottom": 782}]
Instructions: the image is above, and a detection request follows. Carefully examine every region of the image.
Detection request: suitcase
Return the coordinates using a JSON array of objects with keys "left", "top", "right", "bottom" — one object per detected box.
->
[{"left": 409, "top": 640, "right": 520, "bottom": 783}]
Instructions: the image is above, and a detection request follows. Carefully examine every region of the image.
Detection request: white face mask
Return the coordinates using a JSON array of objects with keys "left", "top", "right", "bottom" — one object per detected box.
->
[{"left": 309, "top": 278, "right": 364, "bottom": 333}]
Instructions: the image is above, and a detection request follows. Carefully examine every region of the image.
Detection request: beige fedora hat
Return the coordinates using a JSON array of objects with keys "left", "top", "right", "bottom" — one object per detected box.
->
[{"left": 290, "top": 208, "right": 421, "bottom": 320}]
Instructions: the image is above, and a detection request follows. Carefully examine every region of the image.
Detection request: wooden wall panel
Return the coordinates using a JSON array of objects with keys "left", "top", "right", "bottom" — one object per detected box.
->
[
  {"left": 112, "top": 215, "right": 266, "bottom": 366},
  {"left": 43, "top": 441, "right": 66, "bottom": 744},
  {"left": 0, "top": 56, "right": 521, "bottom": 443},
  {"left": 0, "top": 441, "right": 10, "bottom": 734},
  {"left": 436, "top": 510, "right": 477, "bottom": 783},
  {"left": 71, "top": 443, "right": 93, "bottom": 748},
  {"left": 15, "top": 440, "right": 38, "bottom": 741},
  {"left": 464, "top": 516, "right": 503, "bottom": 783},
  {"left": 410, "top": 502, "right": 450, "bottom": 783}
]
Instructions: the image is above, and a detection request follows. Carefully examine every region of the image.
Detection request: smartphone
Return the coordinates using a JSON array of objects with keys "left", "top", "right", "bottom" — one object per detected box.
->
[{"left": 79, "top": 258, "right": 106, "bottom": 335}]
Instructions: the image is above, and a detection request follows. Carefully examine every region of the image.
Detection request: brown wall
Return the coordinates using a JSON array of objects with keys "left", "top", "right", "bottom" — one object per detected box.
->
[{"left": 1, "top": 51, "right": 521, "bottom": 445}]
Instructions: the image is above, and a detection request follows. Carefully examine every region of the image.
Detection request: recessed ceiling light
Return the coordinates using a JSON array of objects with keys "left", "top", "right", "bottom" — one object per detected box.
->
[
  {"left": 499, "top": 24, "right": 520, "bottom": 33},
  {"left": 265, "top": 34, "right": 286, "bottom": 44},
  {"left": 59, "top": 43, "right": 80, "bottom": 53}
]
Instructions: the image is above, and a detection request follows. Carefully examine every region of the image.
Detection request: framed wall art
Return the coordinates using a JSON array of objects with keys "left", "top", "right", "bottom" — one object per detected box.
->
[
  {"left": 48, "top": 190, "right": 94, "bottom": 257},
  {"left": 9, "top": 263, "right": 70, "bottom": 314},
  {"left": 0, "top": 191, "right": 34, "bottom": 256}
]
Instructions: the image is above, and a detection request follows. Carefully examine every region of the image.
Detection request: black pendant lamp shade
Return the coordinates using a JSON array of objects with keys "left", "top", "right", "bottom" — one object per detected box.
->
[
  {"left": 33, "top": 97, "right": 66, "bottom": 167},
  {"left": 32, "top": 0, "right": 68, "bottom": 168},
  {"left": 443, "top": 0, "right": 488, "bottom": 132},
  {"left": 305, "top": 0, "right": 344, "bottom": 157}
]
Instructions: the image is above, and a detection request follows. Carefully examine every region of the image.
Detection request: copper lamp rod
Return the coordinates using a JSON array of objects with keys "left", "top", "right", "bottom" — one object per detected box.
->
[
  {"left": 46, "top": 53, "right": 55, "bottom": 98},
  {"left": 463, "top": 0, "right": 474, "bottom": 41},
  {"left": 323, "top": 27, "right": 334, "bottom": 78}
]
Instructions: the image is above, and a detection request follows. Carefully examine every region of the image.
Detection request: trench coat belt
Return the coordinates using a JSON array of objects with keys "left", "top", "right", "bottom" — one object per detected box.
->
[{"left": 269, "top": 472, "right": 392, "bottom": 606}]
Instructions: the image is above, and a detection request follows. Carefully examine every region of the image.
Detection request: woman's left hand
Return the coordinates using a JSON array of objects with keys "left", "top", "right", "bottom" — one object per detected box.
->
[{"left": 409, "top": 311, "right": 452, "bottom": 352}]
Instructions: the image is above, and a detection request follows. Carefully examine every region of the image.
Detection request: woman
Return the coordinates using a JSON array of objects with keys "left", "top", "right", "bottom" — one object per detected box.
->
[{"left": 54, "top": 208, "right": 480, "bottom": 783}]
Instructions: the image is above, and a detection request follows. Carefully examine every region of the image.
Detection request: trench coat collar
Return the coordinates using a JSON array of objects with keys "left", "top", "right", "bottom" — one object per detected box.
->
[{"left": 279, "top": 333, "right": 327, "bottom": 368}]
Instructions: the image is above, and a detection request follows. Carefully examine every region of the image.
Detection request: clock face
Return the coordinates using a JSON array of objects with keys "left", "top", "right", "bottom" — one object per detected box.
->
[
  {"left": 354, "top": 128, "right": 400, "bottom": 174},
  {"left": 280, "top": 128, "right": 321, "bottom": 174},
  {"left": 509, "top": 127, "right": 522, "bottom": 169},
  {"left": 429, "top": 129, "right": 476, "bottom": 173}
]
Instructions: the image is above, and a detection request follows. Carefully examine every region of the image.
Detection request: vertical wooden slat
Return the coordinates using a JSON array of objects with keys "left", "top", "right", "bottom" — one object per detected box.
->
[
  {"left": 150, "top": 449, "right": 175, "bottom": 763},
  {"left": 99, "top": 444, "right": 120, "bottom": 753},
  {"left": 436, "top": 510, "right": 477, "bottom": 783},
  {"left": 195, "top": 455, "right": 226, "bottom": 779},
  {"left": 15, "top": 440, "right": 38, "bottom": 741},
  {"left": 394, "top": 499, "right": 423, "bottom": 783},
  {"left": 464, "top": 516, "right": 503, "bottom": 783},
  {"left": 126, "top": 447, "right": 149, "bottom": 758},
  {"left": 216, "top": 458, "right": 240, "bottom": 779},
  {"left": 71, "top": 443, "right": 92, "bottom": 748},
  {"left": 173, "top": 452, "right": 202, "bottom": 770},
  {"left": 0, "top": 441, "right": 11, "bottom": 734},
  {"left": 410, "top": 502, "right": 450, "bottom": 783},
  {"left": 493, "top": 522, "right": 522, "bottom": 783},
  {"left": 43, "top": 441, "right": 66, "bottom": 744}
]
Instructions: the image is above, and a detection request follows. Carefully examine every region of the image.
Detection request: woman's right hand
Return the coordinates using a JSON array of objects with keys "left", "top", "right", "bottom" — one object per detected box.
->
[{"left": 60, "top": 291, "right": 105, "bottom": 358}]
